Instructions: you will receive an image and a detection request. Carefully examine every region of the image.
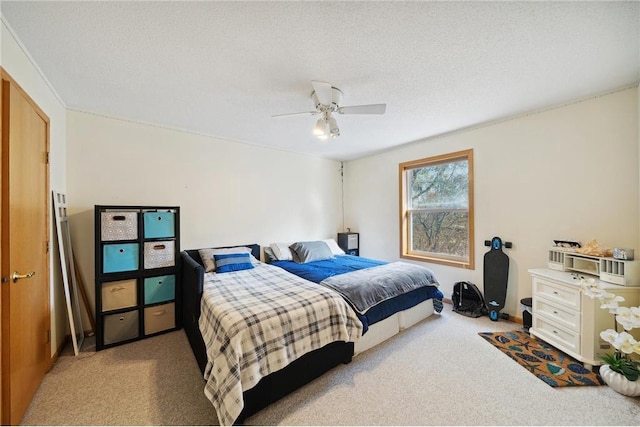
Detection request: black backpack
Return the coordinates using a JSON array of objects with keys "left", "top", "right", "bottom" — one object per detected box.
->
[{"left": 452, "top": 281, "right": 488, "bottom": 318}]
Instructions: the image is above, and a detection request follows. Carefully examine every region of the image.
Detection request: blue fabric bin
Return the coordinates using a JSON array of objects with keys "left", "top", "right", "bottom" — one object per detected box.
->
[
  {"left": 103, "top": 243, "right": 139, "bottom": 273},
  {"left": 144, "top": 274, "right": 176, "bottom": 305},
  {"left": 143, "top": 211, "right": 175, "bottom": 238}
]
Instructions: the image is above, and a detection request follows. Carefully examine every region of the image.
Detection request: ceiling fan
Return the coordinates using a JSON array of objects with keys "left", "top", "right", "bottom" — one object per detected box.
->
[{"left": 273, "top": 81, "right": 386, "bottom": 139}]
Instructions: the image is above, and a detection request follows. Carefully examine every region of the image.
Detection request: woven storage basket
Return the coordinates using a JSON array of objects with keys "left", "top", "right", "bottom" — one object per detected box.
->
[
  {"left": 144, "top": 241, "right": 175, "bottom": 269},
  {"left": 144, "top": 275, "right": 175, "bottom": 305},
  {"left": 103, "top": 310, "right": 139, "bottom": 345},
  {"left": 101, "top": 279, "right": 137, "bottom": 312},
  {"left": 143, "top": 211, "right": 175, "bottom": 238},
  {"left": 101, "top": 212, "right": 138, "bottom": 241},
  {"left": 144, "top": 302, "right": 175, "bottom": 335}
]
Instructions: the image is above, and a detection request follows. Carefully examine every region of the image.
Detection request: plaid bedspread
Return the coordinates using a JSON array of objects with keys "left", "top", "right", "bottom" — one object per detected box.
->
[{"left": 199, "top": 262, "right": 363, "bottom": 425}]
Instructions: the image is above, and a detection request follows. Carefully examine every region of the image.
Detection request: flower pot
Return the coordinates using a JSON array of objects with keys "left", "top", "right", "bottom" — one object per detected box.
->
[{"left": 599, "top": 364, "right": 640, "bottom": 397}]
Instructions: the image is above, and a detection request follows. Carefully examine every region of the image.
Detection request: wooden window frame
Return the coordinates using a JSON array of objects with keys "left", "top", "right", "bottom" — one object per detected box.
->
[{"left": 399, "top": 149, "right": 474, "bottom": 269}]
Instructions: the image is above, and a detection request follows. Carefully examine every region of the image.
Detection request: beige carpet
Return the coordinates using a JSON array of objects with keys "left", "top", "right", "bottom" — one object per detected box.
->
[
  {"left": 22, "top": 331, "right": 218, "bottom": 426},
  {"left": 22, "top": 310, "right": 640, "bottom": 426}
]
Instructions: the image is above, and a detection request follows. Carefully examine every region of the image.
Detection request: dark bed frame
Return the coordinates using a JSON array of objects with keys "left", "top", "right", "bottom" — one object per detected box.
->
[{"left": 180, "top": 244, "right": 354, "bottom": 424}]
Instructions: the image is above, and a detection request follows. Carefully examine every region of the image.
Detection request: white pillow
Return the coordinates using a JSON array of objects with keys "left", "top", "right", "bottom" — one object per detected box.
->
[
  {"left": 198, "top": 246, "right": 253, "bottom": 273},
  {"left": 323, "top": 238, "right": 345, "bottom": 255},
  {"left": 269, "top": 242, "right": 293, "bottom": 261}
]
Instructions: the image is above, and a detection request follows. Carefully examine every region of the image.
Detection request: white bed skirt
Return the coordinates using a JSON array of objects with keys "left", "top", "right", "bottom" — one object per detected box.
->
[{"left": 353, "top": 299, "right": 436, "bottom": 355}]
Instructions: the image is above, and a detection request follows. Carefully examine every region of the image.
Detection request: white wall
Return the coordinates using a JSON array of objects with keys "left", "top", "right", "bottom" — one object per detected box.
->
[
  {"left": 66, "top": 111, "right": 344, "bottom": 314},
  {"left": 344, "top": 87, "right": 639, "bottom": 319},
  {"left": 1, "top": 20, "right": 68, "bottom": 356}
]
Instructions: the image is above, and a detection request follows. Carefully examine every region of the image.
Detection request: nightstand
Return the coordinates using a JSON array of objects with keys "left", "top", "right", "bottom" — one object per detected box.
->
[{"left": 338, "top": 232, "right": 359, "bottom": 256}]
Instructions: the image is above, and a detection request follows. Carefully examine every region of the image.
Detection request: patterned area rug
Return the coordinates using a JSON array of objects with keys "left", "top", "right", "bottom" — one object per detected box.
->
[{"left": 479, "top": 330, "right": 604, "bottom": 387}]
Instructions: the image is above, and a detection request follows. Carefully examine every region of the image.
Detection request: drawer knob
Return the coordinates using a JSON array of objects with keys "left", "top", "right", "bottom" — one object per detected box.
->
[
  {"left": 553, "top": 311, "right": 558, "bottom": 315},
  {"left": 553, "top": 291, "right": 559, "bottom": 295},
  {"left": 152, "top": 310, "right": 167, "bottom": 316},
  {"left": 553, "top": 330, "right": 558, "bottom": 334}
]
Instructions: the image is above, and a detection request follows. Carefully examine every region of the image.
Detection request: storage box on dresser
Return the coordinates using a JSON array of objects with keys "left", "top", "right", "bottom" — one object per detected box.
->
[
  {"left": 95, "top": 205, "right": 181, "bottom": 350},
  {"left": 528, "top": 268, "right": 640, "bottom": 369}
]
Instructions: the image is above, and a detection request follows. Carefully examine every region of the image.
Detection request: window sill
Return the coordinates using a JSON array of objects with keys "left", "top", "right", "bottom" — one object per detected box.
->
[{"left": 400, "top": 253, "right": 474, "bottom": 270}]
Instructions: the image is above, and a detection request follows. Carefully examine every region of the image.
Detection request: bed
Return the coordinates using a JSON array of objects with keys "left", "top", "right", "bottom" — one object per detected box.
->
[
  {"left": 180, "top": 244, "right": 362, "bottom": 425},
  {"left": 265, "top": 240, "right": 444, "bottom": 355}
]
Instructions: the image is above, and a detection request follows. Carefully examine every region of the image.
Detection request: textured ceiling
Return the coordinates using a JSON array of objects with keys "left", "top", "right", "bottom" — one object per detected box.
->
[{"left": 1, "top": 1, "right": 639, "bottom": 161}]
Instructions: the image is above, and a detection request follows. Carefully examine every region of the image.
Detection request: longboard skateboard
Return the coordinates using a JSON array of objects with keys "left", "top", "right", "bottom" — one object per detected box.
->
[{"left": 483, "top": 236, "right": 511, "bottom": 321}]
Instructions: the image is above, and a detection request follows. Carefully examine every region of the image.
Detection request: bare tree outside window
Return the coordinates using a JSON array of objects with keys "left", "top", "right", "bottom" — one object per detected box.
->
[{"left": 399, "top": 150, "right": 474, "bottom": 269}]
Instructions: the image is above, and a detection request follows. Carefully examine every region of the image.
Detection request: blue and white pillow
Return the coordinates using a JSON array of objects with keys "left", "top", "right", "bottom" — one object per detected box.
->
[
  {"left": 198, "top": 246, "right": 255, "bottom": 272},
  {"left": 213, "top": 252, "right": 254, "bottom": 273}
]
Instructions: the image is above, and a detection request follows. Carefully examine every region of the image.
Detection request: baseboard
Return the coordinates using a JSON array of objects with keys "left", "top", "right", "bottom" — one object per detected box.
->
[{"left": 51, "top": 334, "right": 70, "bottom": 367}]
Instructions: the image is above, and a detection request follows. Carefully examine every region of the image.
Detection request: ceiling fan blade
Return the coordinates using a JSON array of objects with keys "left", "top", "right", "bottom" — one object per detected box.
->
[
  {"left": 311, "top": 80, "right": 333, "bottom": 106},
  {"left": 272, "top": 111, "right": 319, "bottom": 118},
  {"left": 338, "top": 104, "right": 386, "bottom": 115}
]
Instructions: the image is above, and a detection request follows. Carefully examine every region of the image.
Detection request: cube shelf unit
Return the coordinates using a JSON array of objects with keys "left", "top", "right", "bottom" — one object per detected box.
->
[
  {"left": 547, "top": 248, "right": 640, "bottom": 286},
  {"left": 95, "top": 205, "right": 181, "bottom": 350}
]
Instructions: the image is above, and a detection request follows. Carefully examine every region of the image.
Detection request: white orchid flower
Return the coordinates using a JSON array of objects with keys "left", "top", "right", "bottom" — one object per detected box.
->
[
  {"left": 589, "top": 284, "right": 640, "bottom": 369},
  {"left": 600, "top": 329, "right": 618, "bottom": 345},
  {"left": 600, "top": 292, "right": 625, "bottom": 313},
  {"left": 613, "top": 331, "right": 637, "bottom": 354},
  {"left": 627, "top": 306, "right": 640, "bottom": 328},
  {"left": 616, "top": 306, "right": 640, "bottom": 331},
  {"left": 581, "top": 279, "right": 606, "bottom": 299}
]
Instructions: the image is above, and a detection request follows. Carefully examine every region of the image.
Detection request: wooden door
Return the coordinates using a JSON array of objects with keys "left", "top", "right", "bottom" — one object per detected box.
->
[{"left": 1, "top": 72, "right": 51, "bottom": 425}]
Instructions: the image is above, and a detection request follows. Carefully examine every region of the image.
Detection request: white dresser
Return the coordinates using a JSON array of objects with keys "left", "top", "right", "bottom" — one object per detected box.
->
[{"left": 528, "top": 268, "right": 640, "bottom": 369}]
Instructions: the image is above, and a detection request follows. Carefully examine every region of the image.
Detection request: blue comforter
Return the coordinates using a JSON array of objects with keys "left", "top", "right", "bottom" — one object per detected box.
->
[{"left": 271, "top": 255, "right": 387, "bottom": 283}]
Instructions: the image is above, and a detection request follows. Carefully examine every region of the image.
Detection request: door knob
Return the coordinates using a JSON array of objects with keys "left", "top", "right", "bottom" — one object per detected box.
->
[{"left": 12, "top": 271, "right": 35, "bottom": 283}]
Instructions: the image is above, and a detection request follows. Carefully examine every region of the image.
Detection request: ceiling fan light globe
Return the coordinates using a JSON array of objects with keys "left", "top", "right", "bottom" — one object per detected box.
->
[
  {"left": 328, "top": 117, "right": 339, "bottom": 133},
  {"left": 313, "top": 118, "right": 327, "bottom": 136}
]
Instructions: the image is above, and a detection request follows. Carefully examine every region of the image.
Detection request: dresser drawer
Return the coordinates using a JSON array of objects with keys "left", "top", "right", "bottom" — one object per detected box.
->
[
  {"left": 101, "top": 279, "right": 137, "bottom": 312},
  {"left": 143, "top": 211, "right": 175, "bottom": 239},
  {"left": 533, "top": 316, "right": 580, "bottom": 355},
  {"left": 144, "top": 302, "right": 175, "bottom": 335},
  {"left": 533, "top": 276, "right": 580, "bottom": 310},
  {"left": 144, "top": 274, "right": 175, "bottom": 305},
  {"left": 143, "top": 241, "right": 175, "bottom": 269},
  {"left": 534, "top": 297, "right": 580, "bottom": 332},
  {"left": 101, "top": 211, "right": 138, "bottom": 241},
  {"left": 103, "top": 243, "right": 139, "bottom": 273},
  {"left": 104, "top": 310, "right": 139, "bottom": 345}
]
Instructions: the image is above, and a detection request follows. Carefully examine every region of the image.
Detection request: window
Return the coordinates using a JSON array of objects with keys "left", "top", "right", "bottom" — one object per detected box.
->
[{"left": 399, "top": 149, "right": 474, "bottom": 269}]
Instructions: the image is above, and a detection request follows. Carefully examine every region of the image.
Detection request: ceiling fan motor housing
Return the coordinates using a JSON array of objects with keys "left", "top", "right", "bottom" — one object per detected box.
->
[{"left": 311, "top": 87, "right": 343, "bottom": 112}]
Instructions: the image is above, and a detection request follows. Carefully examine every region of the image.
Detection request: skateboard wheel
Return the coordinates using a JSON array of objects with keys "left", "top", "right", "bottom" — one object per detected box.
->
[{"left": 490, "top": 310, "right": 499, "bottom": 321}]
